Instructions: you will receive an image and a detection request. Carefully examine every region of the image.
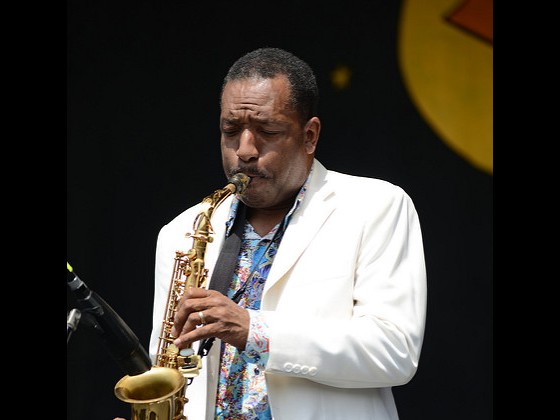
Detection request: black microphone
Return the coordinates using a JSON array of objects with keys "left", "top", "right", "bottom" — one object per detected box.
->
[{"left": 66, "top": 262, "right": 152, "bottom": 376}]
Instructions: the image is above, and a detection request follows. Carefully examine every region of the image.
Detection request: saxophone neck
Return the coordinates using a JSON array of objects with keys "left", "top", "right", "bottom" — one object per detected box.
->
[
  {"left": 193, "top": 173, "right": 251, "bottom": 238},
  {"left": 201, "top": 174, "right": 247, "bottom": 215}
]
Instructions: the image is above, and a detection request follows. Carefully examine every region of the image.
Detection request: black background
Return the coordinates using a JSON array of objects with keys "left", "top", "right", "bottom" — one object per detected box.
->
[{"left": 67, "top": 1, "right": 493, "bottom": 419}]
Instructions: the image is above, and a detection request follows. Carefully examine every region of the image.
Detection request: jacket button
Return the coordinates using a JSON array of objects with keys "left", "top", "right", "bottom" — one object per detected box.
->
[
  {"left": 292, "top": 364, "right": 302, "bottom": 373},
  {"left": 283, "top": 362, "right": 294, "bottom": 372},
  {"left": 301, "top": 365, "right": 309, "bottom": 374},
  {"left": 309, "top": 367, "right": 317, "bottom": 376}
]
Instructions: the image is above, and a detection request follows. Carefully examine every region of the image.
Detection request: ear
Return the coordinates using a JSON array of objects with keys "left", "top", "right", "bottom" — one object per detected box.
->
[{"left": 304, "top": 117, "right": 321, "bottom": 154}]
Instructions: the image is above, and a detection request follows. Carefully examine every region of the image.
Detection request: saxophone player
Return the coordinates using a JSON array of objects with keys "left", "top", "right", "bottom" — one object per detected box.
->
[{"left": 141, "top": 47, "right": 426, "bottom": 420}]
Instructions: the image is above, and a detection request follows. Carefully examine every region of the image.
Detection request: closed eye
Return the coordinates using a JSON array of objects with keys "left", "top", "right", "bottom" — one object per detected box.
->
[
  {"left": 222, "top": 129, "right": 239, "bottom": 137},
  {"left": 259, "top": 129, "right": 282, "bottom": 136}
]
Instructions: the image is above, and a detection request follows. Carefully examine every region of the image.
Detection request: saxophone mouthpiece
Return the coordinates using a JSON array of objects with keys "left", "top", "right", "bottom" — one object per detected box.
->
[{"left": 228, "top": 173, "right": 251, "bottom": 194}]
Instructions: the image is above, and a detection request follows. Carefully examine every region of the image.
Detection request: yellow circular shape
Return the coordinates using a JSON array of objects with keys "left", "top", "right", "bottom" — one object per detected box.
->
[{"left": 398, "top": 0, "right": 493, "bottom": 174}]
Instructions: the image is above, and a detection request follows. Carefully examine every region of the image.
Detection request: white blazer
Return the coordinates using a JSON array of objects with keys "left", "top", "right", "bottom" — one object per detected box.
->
[{"left": 150, "top": 159, "right": 427, "bottom": 419}]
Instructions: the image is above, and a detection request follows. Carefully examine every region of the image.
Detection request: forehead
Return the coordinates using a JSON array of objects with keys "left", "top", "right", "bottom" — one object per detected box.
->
[{"left": 221, "top": 76, "right": 292, "bottom": 112}]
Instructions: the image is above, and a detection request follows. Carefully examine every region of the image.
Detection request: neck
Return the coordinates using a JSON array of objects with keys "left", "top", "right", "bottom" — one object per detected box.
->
[{"left": 246, "top": 206, "right": 290, "bottom": 237}]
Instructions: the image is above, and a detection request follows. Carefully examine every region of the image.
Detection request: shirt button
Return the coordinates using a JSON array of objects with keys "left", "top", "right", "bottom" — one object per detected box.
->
[
  {"left": 309, "top": 367, "right": 317, "bottom": 376},
  {"left": 292, "top": 364, "right": 302, "bottom": 374},
  {"left": 284, "top": 362, "right": 294, "bottom": 372}
]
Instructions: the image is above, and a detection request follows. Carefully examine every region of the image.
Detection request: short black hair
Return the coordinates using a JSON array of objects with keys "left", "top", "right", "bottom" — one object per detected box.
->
[{"left": 222, "top": 47, "right": 319, "bottom": 124}]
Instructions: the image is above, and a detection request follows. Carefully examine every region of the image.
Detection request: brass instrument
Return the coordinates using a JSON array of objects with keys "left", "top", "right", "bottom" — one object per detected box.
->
[{"left": 115, "top": 173, "right": 250, "bottom": 420}]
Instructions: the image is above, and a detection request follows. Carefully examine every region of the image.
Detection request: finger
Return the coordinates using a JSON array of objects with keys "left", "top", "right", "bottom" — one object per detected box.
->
[
  {"left": 171, "top": 288, "right": 212, "bottom": 336},
  {"left": 186, "top": 287, "right": 211, "bottom": 298},
  {"left": 198, "top": 310, "right": 207, "bottom": 326},
  {"left": 177, "top": 307, "right": 208, "bottom": 336},
  {"left": 173, "top": 313, "right": 217, "bottom": 348}
]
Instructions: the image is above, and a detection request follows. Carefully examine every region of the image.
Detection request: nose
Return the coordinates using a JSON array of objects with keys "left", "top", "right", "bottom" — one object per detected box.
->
[{"left": 237, "top": 128, "right": 258, "bottom": 162}]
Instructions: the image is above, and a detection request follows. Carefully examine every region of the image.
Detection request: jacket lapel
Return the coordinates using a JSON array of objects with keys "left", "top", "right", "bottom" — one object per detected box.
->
[{"left": 263, "top": 160, "right": 334, "bottom": 296}]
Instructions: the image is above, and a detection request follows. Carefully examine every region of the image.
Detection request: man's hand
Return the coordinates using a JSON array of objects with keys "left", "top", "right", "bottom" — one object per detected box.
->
[{"left": 171, "top": 287, "right": 250, "bottom": 351}]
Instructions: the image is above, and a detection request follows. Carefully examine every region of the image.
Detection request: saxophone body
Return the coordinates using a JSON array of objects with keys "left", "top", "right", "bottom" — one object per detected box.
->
[{"left": 115, "top": 173, "right": 250, "bottom": 420}]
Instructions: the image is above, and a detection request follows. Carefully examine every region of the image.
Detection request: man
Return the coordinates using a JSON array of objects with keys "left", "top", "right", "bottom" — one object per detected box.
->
[{"left": 150, "top": 47, "right": 427, "bottom": 419}]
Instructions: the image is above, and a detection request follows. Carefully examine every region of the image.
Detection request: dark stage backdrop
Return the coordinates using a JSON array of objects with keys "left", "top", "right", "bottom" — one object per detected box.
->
[{"left": 67, "top": 1, "right": 493, "bottom": 419}]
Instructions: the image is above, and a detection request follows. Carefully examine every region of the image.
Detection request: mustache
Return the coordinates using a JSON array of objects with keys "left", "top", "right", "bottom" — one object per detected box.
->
[{"left": 228, "top": 166, "right": 270, "bottom": 179}]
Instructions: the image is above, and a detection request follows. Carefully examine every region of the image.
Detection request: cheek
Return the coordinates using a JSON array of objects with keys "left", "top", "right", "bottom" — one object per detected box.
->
[
  {"left": 220, "top": 137, "right": 232, "bottom": 151},
  {"left": 220, "top": 144, "right": 236, "bottom": 167},
  {"left": 221, "top": 140, "right": 237, "bottom": 158}
]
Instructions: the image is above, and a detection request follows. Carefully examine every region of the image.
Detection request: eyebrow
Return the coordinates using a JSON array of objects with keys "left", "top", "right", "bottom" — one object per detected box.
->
[{"left": 221, "top": 116, "right": 286, "bottom": 126}]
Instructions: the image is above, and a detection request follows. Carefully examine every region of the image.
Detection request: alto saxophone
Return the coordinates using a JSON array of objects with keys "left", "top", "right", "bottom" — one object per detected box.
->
[{"left": 114, "top": 173, "right": 250, "bottom": 420}]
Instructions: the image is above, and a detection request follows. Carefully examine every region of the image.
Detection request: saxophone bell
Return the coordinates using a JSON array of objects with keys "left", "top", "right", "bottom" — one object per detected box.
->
[{"left": 114, "top": 367, "right": 187, "bottom": 420}]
